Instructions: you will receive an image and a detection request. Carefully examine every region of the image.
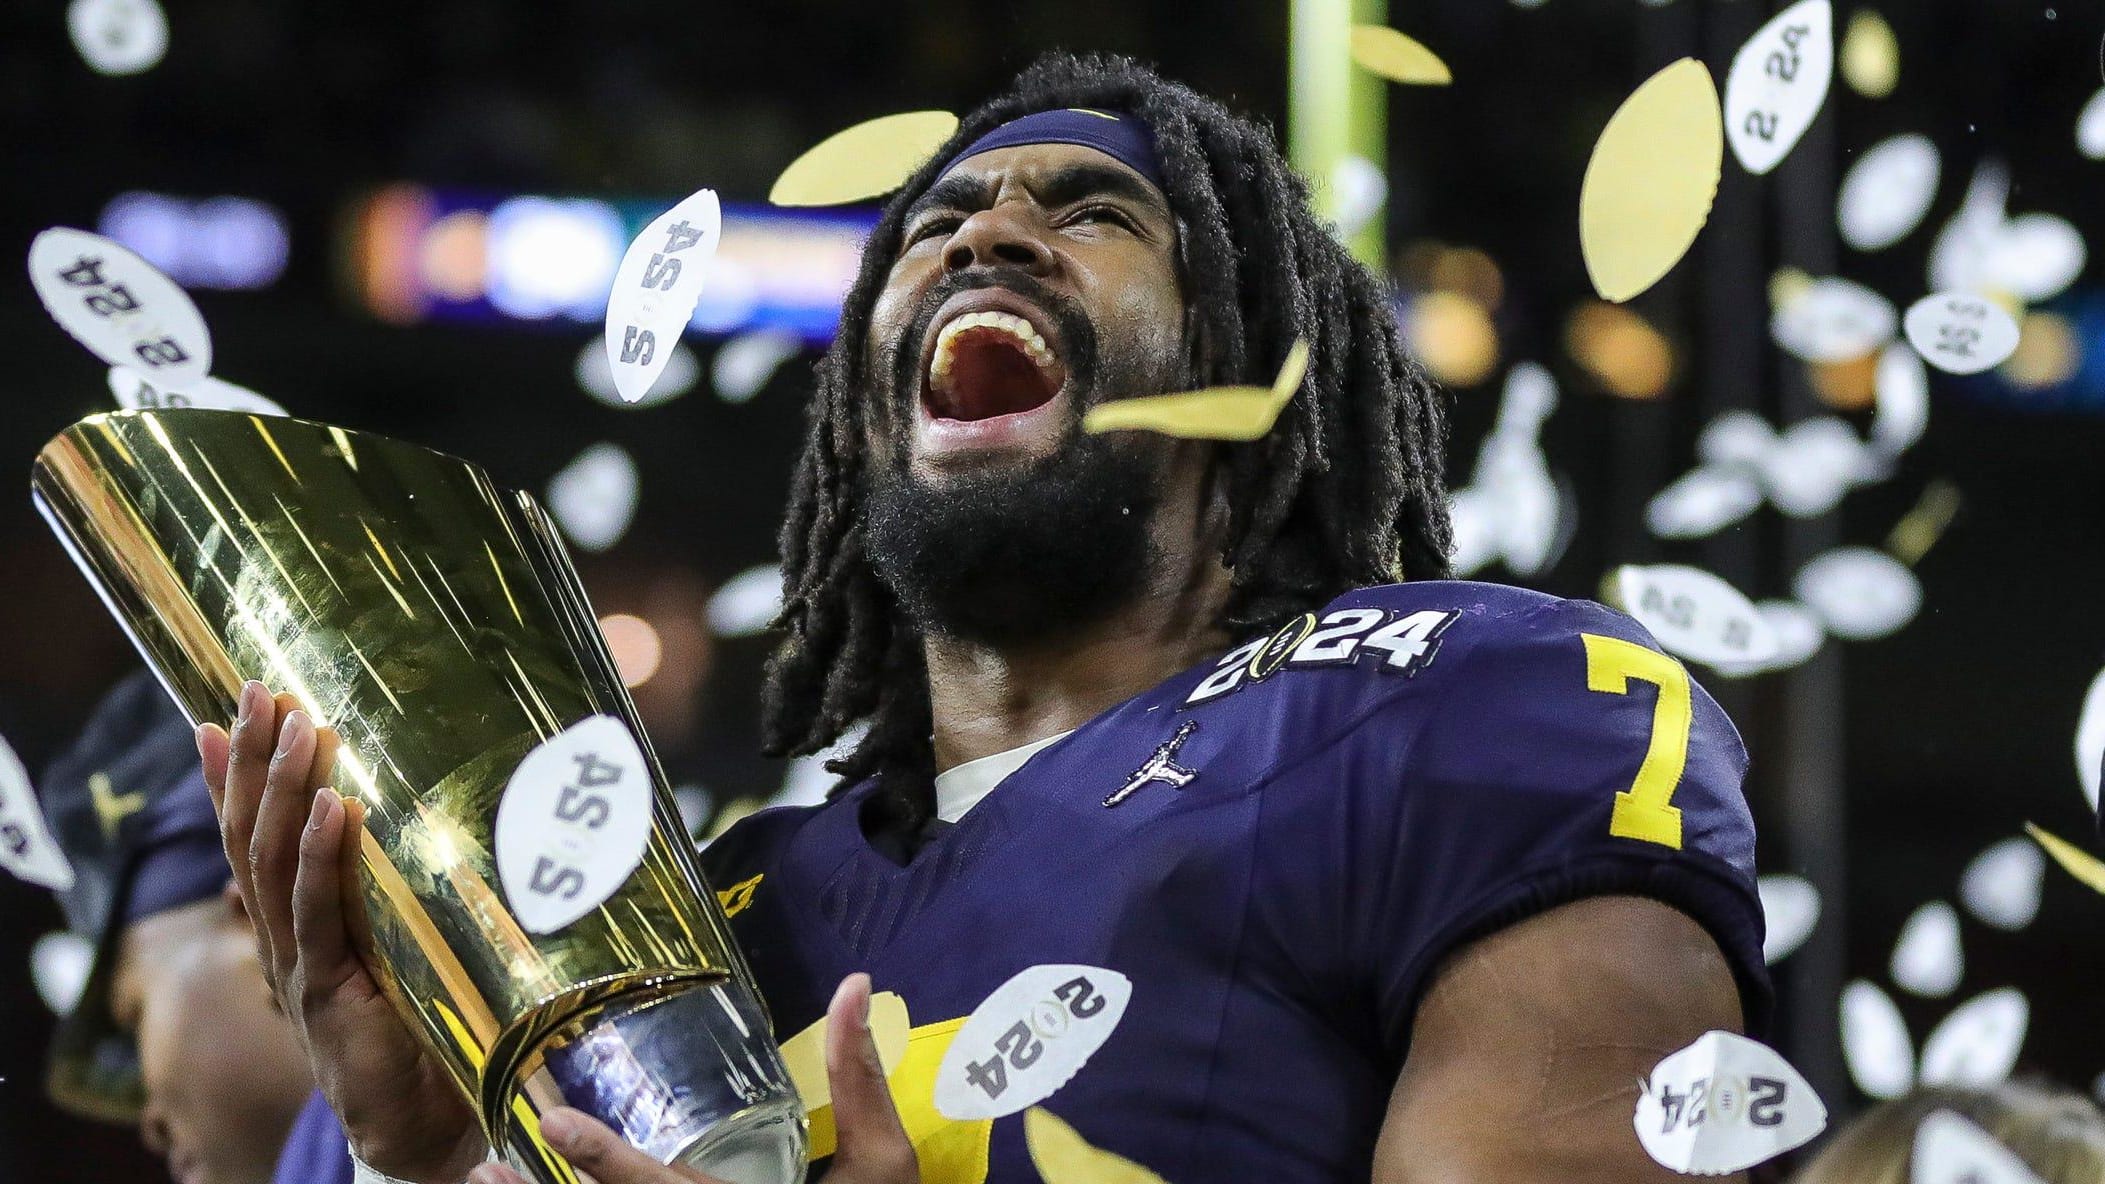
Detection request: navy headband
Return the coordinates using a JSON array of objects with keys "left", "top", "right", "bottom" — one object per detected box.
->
[{"left": 938, "top": 108, "right": 1163, "bottom": 193}]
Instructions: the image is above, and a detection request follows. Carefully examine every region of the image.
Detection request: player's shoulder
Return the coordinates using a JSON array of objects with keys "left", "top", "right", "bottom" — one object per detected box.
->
[{"left": 696, "top": 798, "right": 833, "bottom": 888}]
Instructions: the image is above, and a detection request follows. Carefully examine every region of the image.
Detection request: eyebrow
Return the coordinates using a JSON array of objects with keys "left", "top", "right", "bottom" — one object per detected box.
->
[{"left": 905, "top": 160, "right": 1172, "bottom": 224}]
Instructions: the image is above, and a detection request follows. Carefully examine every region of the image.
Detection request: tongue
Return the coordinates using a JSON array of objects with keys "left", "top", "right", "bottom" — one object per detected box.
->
[{"left": 941, "top": 334, "right": 1056, "bottom": 421}]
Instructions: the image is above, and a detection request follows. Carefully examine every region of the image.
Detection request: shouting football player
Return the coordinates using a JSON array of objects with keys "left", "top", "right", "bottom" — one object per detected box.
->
[{"left": 202, "top": 53, "right": 1768, "bottom": 1184}]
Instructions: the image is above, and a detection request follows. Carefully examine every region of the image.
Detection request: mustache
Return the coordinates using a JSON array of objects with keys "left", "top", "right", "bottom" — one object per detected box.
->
[{"left": 884, "top": 270, "right": 1099, "bottom": 418}]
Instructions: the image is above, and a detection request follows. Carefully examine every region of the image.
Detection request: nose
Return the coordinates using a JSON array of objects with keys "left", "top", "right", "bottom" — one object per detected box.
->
[
  {"left": 138, "top": 1098, "right": 172, "bottom": 1158},
  {"left": 943, "top": 205, "right": 1053, "bottom": 276}
]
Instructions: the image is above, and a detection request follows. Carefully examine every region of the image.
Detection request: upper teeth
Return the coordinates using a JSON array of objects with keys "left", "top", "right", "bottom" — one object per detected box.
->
[{"left": 929, "top": 310, "right": 1056, "bottom": 383}]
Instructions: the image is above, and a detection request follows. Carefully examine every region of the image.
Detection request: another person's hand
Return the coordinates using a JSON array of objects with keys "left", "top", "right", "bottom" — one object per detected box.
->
[
  {"left": 198, "top": 681, "right": 487, "bottom": 1184},
  {"left": 466, "top": 973, "right": 918, "bottom": 1184}
]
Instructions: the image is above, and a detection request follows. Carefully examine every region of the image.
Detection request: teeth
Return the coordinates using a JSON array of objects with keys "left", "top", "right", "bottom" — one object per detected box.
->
[{"left": 929, "top": 309, "right": 1058, "bottom": 387}]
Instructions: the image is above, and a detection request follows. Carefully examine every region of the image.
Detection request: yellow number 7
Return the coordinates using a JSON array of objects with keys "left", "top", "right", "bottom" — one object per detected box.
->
[{"left": 1582, "top": 633, "right": 1692, "bottom": 850}]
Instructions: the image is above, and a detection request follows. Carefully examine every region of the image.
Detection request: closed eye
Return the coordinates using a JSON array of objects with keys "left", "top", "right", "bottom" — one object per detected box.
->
[{"left": 903, "top": 214, "right": 964, "bottom": 248}]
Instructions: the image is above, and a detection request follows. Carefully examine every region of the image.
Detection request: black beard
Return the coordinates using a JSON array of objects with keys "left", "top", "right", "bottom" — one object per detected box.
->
[{"left": 864, "top": 431, "right": 1165, "bottom": 646}]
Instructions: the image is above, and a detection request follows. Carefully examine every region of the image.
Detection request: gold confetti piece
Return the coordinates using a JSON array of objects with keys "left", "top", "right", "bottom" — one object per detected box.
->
[
  {"left": 780, "top": 991, "right": 911, "bottom": 1111},
  {"left": 1884, "top": 480, "right": 1960, "bottom": 567},
  {"left": 1840, "top": 9, "right": 1899, "bottom": 100},
  {"left": 1579, "top": 59, "right": 1724, "bottom": 303},
  {"left": 1025, "top": 1108, "right": 1169, "bottom": 1184},
  {"left": 2026, "top": 823, "right": 2105, "bottom": 895},
  {"left": 1083, "top": 340, "right": 1309, "bottom": 442},
  {"left": 769, "top": 111, "right": 960, "bottom": 207},
  {"left": 1349, "top": 25, "right": 1452, "bottom": 86}
]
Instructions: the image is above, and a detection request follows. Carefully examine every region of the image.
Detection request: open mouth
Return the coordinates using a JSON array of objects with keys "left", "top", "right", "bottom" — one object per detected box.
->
[{"left": 924, "top": 309, "right": 1067, "bottom": 422}]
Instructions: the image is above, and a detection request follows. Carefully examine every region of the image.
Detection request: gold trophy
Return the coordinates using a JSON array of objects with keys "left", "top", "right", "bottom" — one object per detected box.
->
[{"left": 33, "top": 409, "right": 808, "bottom": 1184}]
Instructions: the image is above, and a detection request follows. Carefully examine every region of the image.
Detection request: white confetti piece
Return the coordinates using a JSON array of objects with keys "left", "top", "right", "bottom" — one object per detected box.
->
[
  {"left": 936, "top": 965, "right": 1132, "bottom": 1120},
  {"left": 706, "top": 564, "right": 783, "bottom": 638},
  {"left": 711, "top": 329, "right": 801, "bottom": 405},
  {"left": 1724, "top": 0, "right": 1834, "bottom": 176},
  {"left": 1984, "top": 214, "right": 2087, "bottom": 305},
  {"left": 1890, "top": 901, "right": 1964, "bottom": 998},
  {"left": 1794, "top": 547, "right": 1922, "bottom": 640},
  {"left": 1633, "top": 1031, "right": 1826, "bottom": 1176},
  {"left": 30, "top": 931, "right": 94, "bottom": 1015},
  {"left": 29, "top": 227, "right": 211, "bottom": 386},
  {"left": 1617, "top": 564, "right": 1779, "bottom": 667},
  {"left": 1761, "top": 417, "right": 1873, "bottom": 519},
  {"left": 1714, "top": 601, "right": 1828, "bottom": 679},
  {"left": 1476, "top": 436, "right": 1562, "bottom": 577},
  {"left": 574, "top": 337, "right": 697, "bottom": 410},
  {"left": 1758, "top": 874, "right": 1821, "bottom": 964},
  {"left": 0, "top": 735, "right": 76, "bottom": 891},
  {"left": 107, "top": 366, "right": 286, "bottom": 416},
  {"left": 1771, "top": 276, "right": 1897, "bottom": 363},
  {"left": 1919, "top": 988, "right": 2028, "bottom": 1089},
  {"left": 2080, "top": 87, "right": 2105, "bottom": 161},
  {"left": 603, "top": 190, "right": 722, "bottom": 406},
  {"left": 545, "top": 442, "right": 639, "bottom": 554},
  {"left": 1332, "top": 155, "right": 1389, "bottom": 241},
  {"left": 1960, "top": 837, "right": 2045, "bottom": 932},
  {"left": 66, "top": 0, "right": 168, "bottom": 76},
  {"left": 2076, "top": 667, "right": 2105, "bottom": 815},
  {"left": 494, "top": 715, "right": 655, "bottom": 935},
  {"left": 1927, "top": 163, "right": 2010, "bottom": 296},
  {"left": 1911, "top": 1110, "right": 2048, "bottom": 1184},
  {"left": 1904, "top": 292, "right": 2021, "bottom": 376},
  {"left": 1840, "top": 979, "right": 1915, "bottom": 1099},
  {"left": 1445, "top": 487, "right": 1499, "bottom": 578},
  {"left": 1646, "top": 466, "right": 1763, "bottom": 540},
  {"left": 1698, "top": 410, "right": 1779, "bottom": 469},
  {"left": 1838, "top": 135, "right": 1941, "bottom": 252},
  {"left": 1871, "top": 342, "right": 1929, "bottom": 455}
]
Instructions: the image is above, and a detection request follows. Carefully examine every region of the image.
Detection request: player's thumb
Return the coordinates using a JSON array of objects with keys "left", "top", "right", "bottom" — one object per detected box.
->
[{"left": 823, "top": 973, "right": 917, "bottom": 1181}]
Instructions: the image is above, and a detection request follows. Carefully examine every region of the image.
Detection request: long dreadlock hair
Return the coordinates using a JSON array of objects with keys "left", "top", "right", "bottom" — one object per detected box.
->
[{"left": 761, "top": 52, "right": 1453, "bottom": 821}]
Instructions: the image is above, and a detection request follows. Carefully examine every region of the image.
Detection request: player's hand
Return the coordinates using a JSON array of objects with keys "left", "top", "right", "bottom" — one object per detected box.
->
[
  {"left": 466, "top": 973, "right": 918, "bottom": 1184},
  {"left": 198, "top": 680, "right": 488, "bottom": 1184}
]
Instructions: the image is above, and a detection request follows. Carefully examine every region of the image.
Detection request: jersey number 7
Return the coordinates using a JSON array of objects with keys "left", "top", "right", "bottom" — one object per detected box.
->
[{"left": 1582, "top": 634, "right": 1692, "bottom": 850}]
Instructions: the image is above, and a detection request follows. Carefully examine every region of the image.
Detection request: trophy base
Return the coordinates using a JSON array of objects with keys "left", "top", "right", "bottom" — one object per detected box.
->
[{"left": 496, "top": 978, "right": 808, "bottom": 1184}]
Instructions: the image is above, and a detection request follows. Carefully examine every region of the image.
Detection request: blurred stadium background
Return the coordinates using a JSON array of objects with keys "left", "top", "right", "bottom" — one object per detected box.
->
[{"left": 3, "top": 1, "right": 2103, "bottom": 1179}]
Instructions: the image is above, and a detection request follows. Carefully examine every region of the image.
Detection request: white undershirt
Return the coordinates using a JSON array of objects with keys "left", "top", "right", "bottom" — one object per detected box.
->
[{"left": 932, "top": 730, "right": 1075, "bottom": 823}]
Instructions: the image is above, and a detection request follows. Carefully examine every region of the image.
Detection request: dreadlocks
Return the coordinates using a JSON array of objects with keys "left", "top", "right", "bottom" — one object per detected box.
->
[{"left": 760, "top": 51, "right": 1453, "bottom": 819}]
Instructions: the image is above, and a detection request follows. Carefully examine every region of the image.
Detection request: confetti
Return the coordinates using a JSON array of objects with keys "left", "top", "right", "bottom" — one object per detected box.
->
[
  {"left": 29, "top": 227, "right": 211, "bottom": 387},
  {"left": 1838, "top": 135, "right": 1941, "bottom": 252},
  {"left": 1758, "top": 874, "right": 1821, "bottom": 963},
  {"left": 545, "top": 442, "right": 640, "bottom": 553},
  {"left": 936, "top": 964, "right": 1132, "bottom": 1120},
  {"left": 1349, "top": 25, "right": 1452, "bottom": 86},
  {"left": 1332, "top": 154, "right": 1388, "bottom": 240},
  {"left": 2076, "top": 668, "right": 2105, "bottom": 814},
  {"left": 2078, "top": 86, "right": 2105, "bottom": 160},
  {"left": 1759, "top": 417, "right": 1873, "bottom": 519},
  {"left": 779, "top": 991, "right": 909, "bottom": 1112},
  {"left": 1024, "top": 1108, "right": 1168, "bottom": 1184},
  {"left": 1889, "top": 901, "right": 1964, "bottom": 999},
  {"left": 1871, "top": 342, "right": 1929, "bottom": 455},
  {"left": 1840, "top": 979, "right": 1915, "bottom": 1099},
  {"left": 2027, "top": 823, "right": 2105, "bottom": 895},
  {"left": 1579, "top": 59, "right": 1723, "bottom": 303},
  {"left": 769, "top": 111, "right": 960, "bottom": 207},
  {"left": 30, "top": 931, "right": 93, "bottom": 1015},
  {"left": 1713, "top": 601, "right": 1827, "bottom": 679},
  {"left": 1770, "top": 276, "right": 1897, "bottom": 364},
  {"left": 1928, "top": 163, "right": 2011, "bottom": 295},
  {"left": 1960, "top": 837, "right": 2045, "bottom": 932},
  {"left": 574, "top": 337, "right": 697, "bottom": 410},
  {"left": 1918, "top": 988, "right": 2027, "bottom": 1089},
  {"left": 1793, "top": 547, "right": 1921, "bottom": 641},
  {"left": 1445, "top": 487, "right": 1499, "bottom": 578},
  {"left": 1633, "top": 1031, "right": 1826, "bottom": 1176},
  {"left": 1616, "top": 564, "right": 1780, "bottom": 667},
  {"left": 1698, "top": 410, "right": 1780, "bottom": 469},
  {"left": 706, "top": 565, "right": 784, "bottom": 638},
  {"left": 1646, "top": 466, "right": 1763, "bottom": 540},
  {"left": 1904, "top": 292, "right": 2021, "bottom": 376},
  {"left": 712, "top": 329, "right": 802, "bottom": 404},
  {"left": 1911, "top": 1110, "right": 2049, "bottom": 1184},
  {"left": 492, "top": 715, "right": 654, "bottom": 935},
  {"left": 1983, "top": 214, "right": 2087, "bottom": 304},
  {"left": 0, "top": 734, "right": 76, "bottom": 891},
  {"left": 604, "top": 189, "right": 722, "bottom": 406},
  {"left": 1883, "top": 481, "right": 1960, "bottom": 567},
  {"left": 66, "top": 0, "right": 168, "bottom": 76},
  {"left": 1724, "top": 0, "right": 1834, "bottom": 176},
  {"left": 1838, "top": 9, "right": 1899, "bottom": 99},
  {"left": 1083, "top": 340, "right": 1307, "bottom": 441},
  {"left": 107, "top": 366, "right": 286, "bottom": 416}
]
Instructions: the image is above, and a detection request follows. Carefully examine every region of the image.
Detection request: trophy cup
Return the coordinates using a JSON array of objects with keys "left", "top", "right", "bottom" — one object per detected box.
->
[{"left": 33, "top": 409, "right": 808, "bottom": 1184}]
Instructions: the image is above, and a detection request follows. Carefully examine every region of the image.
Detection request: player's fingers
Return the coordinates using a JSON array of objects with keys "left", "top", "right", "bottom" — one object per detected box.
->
[
  {"left": 534, "top": 1109, "right": 719, "bottom": 1183},
  {"left": 218, "top": 681, "right": 278, "bottom": 953},
  {"left": 337, "top": 796, "right": 378, "bottom": 959},
  {"left": 290, "top": 788, "right": 363, "bottom": 1012},
  {"left": 825, "top": 973, "right": 916, "bottom": 1180},
  {"left": 248, "top": 706, "right": 318, "bottom": 976},
  {"left": 196, "top": 722, "right": 230, "bottom": 806}
]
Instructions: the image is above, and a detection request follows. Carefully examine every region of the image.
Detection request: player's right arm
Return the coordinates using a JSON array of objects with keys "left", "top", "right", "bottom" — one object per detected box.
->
[{"left": 199, "top": 680, "right": 487, "bottom": 1184}]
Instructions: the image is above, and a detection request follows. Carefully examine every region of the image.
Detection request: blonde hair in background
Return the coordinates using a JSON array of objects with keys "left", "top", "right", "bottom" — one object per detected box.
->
[{"left": 1792, "top": 1080, "right": 2105, "bottom": 1184}]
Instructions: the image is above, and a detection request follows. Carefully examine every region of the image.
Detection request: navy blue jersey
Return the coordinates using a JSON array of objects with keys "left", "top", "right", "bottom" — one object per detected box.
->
[{"left": 702, "top": 581, "right": 1767, "bottom": 1183}]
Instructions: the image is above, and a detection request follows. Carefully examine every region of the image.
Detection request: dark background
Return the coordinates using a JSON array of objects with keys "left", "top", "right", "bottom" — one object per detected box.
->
[{"left": 3, "top": 0, "right": 2103, "bottom": 1180}]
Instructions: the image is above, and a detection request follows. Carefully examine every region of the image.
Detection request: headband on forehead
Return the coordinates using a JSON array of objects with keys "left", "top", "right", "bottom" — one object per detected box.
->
[{"left": 937, "top": 107, "right": 1164, "bottom": 192}]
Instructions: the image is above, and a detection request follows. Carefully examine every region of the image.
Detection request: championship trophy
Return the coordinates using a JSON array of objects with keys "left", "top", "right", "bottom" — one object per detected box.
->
[{"left": 33, "top": 409, "right": 808, "bottom": 1184}]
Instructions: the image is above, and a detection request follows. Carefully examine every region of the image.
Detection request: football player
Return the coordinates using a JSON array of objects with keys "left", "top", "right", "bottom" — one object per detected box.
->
[{"left": 204, "top": 53, "right": 1769, "bottom": 1184}]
